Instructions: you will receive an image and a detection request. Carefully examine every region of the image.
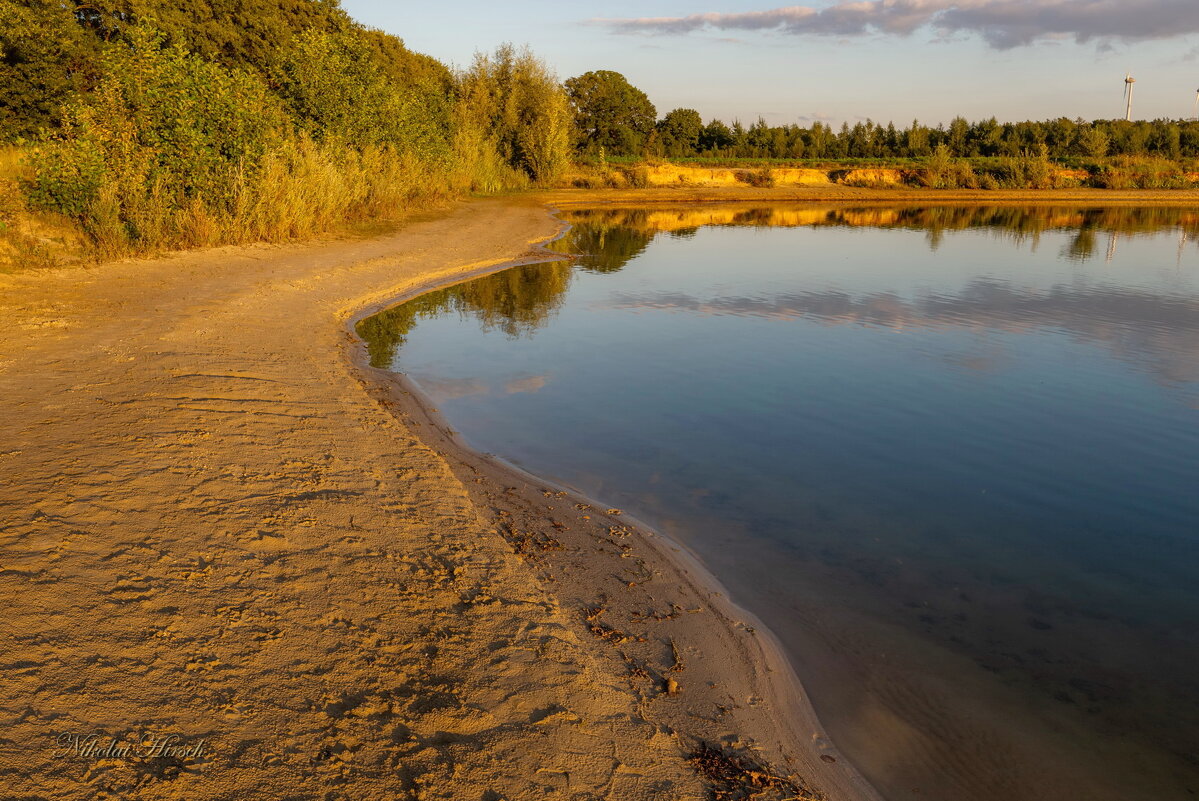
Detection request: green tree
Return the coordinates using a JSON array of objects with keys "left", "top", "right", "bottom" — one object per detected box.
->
[
  {"left": 699, "top": 119, "right": 734, "bottom": 152},
  {"left": 657, "top": 108, "right": 702, "bottom": 157},
  {"left": 0, "top": 0, "right": 99, "bottom": 138},
  {"left": 64, "top": 0, "right": 354, "bottom": 75},
  {"left": 1148, "top": 122, "right": 1182, "bottom": 161},
  {"left": 971, "top": 117, "right": 1003, "bottom": 156},
  {"left": 1075, "top": 124, "right": 1109, "bottom": 158},
  {"left": 564, "top": 70, "right": 656, "bottom": 156},
  {"left": 746, "top": 117, "right": 776, "bottom": 156},
  {"left": 272, "top": 28, "right": 450, "bottom": 160},
  {"left": 804, "top": 122, "right": 831, "bottom": 159},
  {"left": 456, "top": 44, "right": 571, "bottom": 184},
  {"left": 947, "top": 116, "right": 969, "bottom": 156},
  {"left": 29, "top": 27, "right": 288, "bottom": 228},
  {"left": 904, "top": 120, "right": 930, "bottom": 157},
  {"left": 729, "top": 119, "right": 747, "bottom": 154},
  {"left": 0, "top": 0, "right": 443, "bottom": 142}
]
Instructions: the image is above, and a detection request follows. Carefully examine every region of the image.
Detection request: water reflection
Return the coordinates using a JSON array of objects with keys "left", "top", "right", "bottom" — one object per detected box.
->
[
  {"left": 552, "top": 221, "right": 654, "bottom": 273},
  {"left": 358, "top": 205, "right": 1199, "bottom": 801},
  {"left": 553, "top": 204, "right": 1199, "bottom": 262},
  {"left": 602, "top": 280, "right": 1199, "bottom": 387},
  {"left": 558, "top": 203, "right": 1199, "bottom": 235},
  {"left": 358, "top": 261, "right": 572, "bottom": 367},
  {"left": 361, "top": 206, "right": 1199, "bottom": 388}
]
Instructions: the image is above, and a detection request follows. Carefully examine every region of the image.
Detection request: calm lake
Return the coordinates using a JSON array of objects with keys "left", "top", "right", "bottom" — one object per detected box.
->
[{"left": 359, "top": 206, "right": 1199, "bottom": 801}]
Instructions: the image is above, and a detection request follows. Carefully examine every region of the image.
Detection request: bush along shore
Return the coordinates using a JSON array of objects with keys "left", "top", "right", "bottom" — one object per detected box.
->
[
  {"left": 1, "top": 0, "right": 570, "bottom": 265},
  {"left": 4, "top": 0, "right": 1199, "bottom": 270}
]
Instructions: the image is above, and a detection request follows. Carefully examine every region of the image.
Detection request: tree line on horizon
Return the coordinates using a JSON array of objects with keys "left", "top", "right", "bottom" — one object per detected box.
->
[{"left": 563, "top": 70, "right": 1199, "bottom": 163}]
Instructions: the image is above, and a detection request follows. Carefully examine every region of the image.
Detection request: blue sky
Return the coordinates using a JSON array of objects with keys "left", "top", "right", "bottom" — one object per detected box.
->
[{"left": 340, "top": 1, "right": 1199, "bottom": 128}]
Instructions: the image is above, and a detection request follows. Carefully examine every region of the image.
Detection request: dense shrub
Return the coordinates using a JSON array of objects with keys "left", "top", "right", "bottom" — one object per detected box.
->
[
  {"left": 911, "top": 144, "right": 1078, "bottom": 189},
  {"left": 735, "top": 167, "right": 775, "bottom": 188},
  {"left": 273, "top": 29, "right": 451, "bottom": 162},
  {"left": 995, "top": 146, "right": 1057, "bottom": 189},
  {"left": 27, "top": 28, "right": 290, "bottom": 249},
  {"left": 17, "top": 23, "right": 560, "bottom": 255},
  {"left": 917, "top": 144, "right": 979, "bottom": 188},
  {"left": 456, "top": 45, "right": 571, "bottom": 185},
  {"left": 620, "top": 166, "right": 649, "bottom": 188},
  {"left": 1087, "top": 156, "right": 1194, "bottom": 189}
]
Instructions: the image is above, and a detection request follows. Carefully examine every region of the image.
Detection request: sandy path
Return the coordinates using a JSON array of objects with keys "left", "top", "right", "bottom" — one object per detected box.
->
[{"left": 0, "top": 199, "right": 712, "bottom": 800}]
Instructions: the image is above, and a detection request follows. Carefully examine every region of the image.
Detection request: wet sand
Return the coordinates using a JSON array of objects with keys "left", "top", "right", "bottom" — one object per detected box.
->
[{"left": 0, "top": 195, "right": 877, "bottom": 800}]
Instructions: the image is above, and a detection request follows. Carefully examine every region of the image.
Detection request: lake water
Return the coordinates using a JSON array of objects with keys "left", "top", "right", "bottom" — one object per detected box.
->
[{"left": 358, "top": 206, "right": 1199, "bottom": 801}]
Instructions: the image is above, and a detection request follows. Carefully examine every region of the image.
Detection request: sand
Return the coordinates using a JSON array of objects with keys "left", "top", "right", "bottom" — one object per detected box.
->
[{"left": 0, "top": 194, "right": 883, "bottom": 800}]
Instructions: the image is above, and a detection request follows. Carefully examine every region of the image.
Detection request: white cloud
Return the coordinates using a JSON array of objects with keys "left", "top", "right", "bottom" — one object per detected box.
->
[{"left": 593, "top": 0, "right": 1199, "bottom": 49}]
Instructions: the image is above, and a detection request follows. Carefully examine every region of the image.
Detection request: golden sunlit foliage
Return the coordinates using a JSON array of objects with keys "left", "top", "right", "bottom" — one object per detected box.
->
[{"left": 2, "top": 1, "right": 566, "bottom": 259}]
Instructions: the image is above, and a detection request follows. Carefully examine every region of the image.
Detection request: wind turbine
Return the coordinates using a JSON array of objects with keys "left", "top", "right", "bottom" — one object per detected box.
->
[
  {"left": 1193, "top": 88, "right": 1199, "bottom": 122},
  {"left": 1124, "top": 73, "right": 1136, "bottom": 121}
]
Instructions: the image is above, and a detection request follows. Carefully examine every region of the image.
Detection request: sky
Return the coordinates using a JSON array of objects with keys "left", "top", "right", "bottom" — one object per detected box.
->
[{"left": 340, "top": 0, "right": 1199, "bottom": 128}]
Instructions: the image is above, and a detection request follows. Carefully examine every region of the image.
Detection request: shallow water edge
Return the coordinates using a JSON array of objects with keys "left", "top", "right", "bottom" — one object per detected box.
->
[
  {"left": 346, "top": 207, "right": 885, "bottom": 801},
  {"left": 358, "top": 202, "right": 1199, "bottom": 801}
]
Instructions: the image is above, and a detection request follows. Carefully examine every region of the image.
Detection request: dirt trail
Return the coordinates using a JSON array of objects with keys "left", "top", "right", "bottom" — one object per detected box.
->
[{"left": 0, "top": 198, "right": 713, "bottom": 800}]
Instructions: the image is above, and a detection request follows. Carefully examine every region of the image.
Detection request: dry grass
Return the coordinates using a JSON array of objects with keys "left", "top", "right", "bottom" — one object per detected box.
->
[
  {"left": 0, "top": 147, "right": 86, "bottom": 271},
  {"left": 558, "top": 159, "right": 1199, "bottom": 192},
  {"left": 0, "top": 146, "right": 29, "bottom": 182},
  {"left": 4, "top": 139, "right": 477, "bottom": 267}
]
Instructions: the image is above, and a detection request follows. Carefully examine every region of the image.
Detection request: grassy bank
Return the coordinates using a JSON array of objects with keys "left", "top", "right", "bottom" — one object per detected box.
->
[
  {"left": 1, "top": 7, "right": 570, "bottom": 270},
  {"left": 9, "top": 148, "right": 1199, "bottom": 272},
  {"left": 566, "top": 152, "right": 1199, "bottom": 192}
]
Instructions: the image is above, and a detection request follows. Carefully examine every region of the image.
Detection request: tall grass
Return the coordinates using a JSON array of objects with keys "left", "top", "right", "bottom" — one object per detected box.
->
[
  {"left": 0, "top": 146, "right": 84, "bottom": 270},
  {"left": 10, "top": 30, "right": 561, "bottom": 265},
  {"left": 909, "top": 144, "right": 1080, "bottom": 190},
  {"left": 1087, "top": 156, "right": 1198, "bottom": 189},
  {"left": 60, "top": 137, "right": 471, "bottom": 258},
  {"left": 234, "top": 140, "right": 444, "bottom": 242}
]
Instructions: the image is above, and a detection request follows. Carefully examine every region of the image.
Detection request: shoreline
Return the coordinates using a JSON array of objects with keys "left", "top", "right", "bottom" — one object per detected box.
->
[
  {"left": 5, "top": 190, "right": 1195, "bottom": 798},
  {"left": 538, "top": 184, "right": 1199, "bottom": 207},
  {"left": 1, "top": 197, "right": 739, "bottom": 799},
  {"left": 343, "top": 215, "right": 884, "bottom": 801},
  {"left": 7, "top": 184, "right": 1198, "bottom": 273}
]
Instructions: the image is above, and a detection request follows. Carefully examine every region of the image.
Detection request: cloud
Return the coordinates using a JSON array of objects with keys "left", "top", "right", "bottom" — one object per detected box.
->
[
  {"left": 593, "top": 0, "right": 1199, "bottom": 49},
  {"left": 598, "top": 279, "right": 1199, "bottom": 386}
]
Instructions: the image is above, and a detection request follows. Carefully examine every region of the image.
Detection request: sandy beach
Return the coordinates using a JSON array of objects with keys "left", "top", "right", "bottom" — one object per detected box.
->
[
  {"left": 5, "top": 185, "right": 1198, "bottom": 798},
  {"left": 9, "top": 0, "right": 1199, "bottom": 791},
  {"left": 0, "top": 194, "right": 886, "bottom": 800}
]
